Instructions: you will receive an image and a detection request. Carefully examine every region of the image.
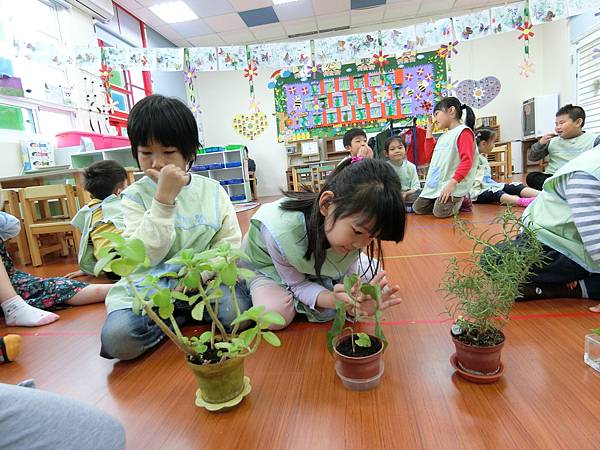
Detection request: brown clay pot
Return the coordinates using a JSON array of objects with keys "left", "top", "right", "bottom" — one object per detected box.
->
[
  {"left": 452, "top": 332, "right": 505, "bottom": 376},
  {"left": 186, "top": 356, "right": 245, "bottom": 404},
  {"left": 333, "top": 334, "right": 383, "bottom": 380}
]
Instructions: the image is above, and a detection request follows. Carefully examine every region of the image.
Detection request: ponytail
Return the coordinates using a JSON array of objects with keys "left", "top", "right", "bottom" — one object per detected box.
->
[
  {"left": 434, "top": 96, "right": 476, "bottom": 130},
  {"left": 475, "top": 127, "right": 497, "bottom": 145}
]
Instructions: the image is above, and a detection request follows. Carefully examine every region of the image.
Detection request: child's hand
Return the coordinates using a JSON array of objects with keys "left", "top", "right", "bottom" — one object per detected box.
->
[
  {"left": 147, "top": 164, "right": 190, "bottom": 205},
  {"left": 439, "top": 179, "right": 458, "bottom": 204},
  {"left": 351, "top": 271, "right": 402, "bottom": 317},
  {"left": 539, "top": 133, "right": 557, "bottom": 145},
  {"left": 64, "top": 269, "right": 86, "bottom": 279},
  {"left": 426, "top": 115, "right": 434, "bottom": 137},
  {"left": 357, "top": 145, "right": 373, "bottom": 158}
]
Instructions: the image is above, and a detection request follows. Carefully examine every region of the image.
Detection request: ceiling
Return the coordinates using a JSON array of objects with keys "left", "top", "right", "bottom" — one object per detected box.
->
[{"left": 114, "top": 0, "right": 512, "bottom": 48}]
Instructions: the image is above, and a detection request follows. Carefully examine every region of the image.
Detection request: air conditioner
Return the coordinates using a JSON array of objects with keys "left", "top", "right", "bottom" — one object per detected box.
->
[{"left": 67, "top": 0, "right": 114, "bottom": 23}]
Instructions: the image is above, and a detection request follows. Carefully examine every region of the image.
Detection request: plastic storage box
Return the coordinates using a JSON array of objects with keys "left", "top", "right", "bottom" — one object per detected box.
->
[{"left": 56, "top": 131, "right": 130, "bottom": 150}]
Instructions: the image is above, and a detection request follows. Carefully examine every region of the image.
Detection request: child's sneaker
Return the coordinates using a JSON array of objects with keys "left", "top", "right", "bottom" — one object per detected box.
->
[
  {"left": 460, "top": 194, "right": 472, "bottom": 212},
  {"left": 517, "top": 197, "right": 535, "bottom": 207}
]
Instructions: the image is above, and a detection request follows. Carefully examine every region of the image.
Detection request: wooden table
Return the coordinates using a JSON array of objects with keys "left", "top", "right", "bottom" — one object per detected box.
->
[
  {"left": 0, "top": 167, "right": 136, "bottom": 206},
  {"left": 520, "top": 137, "right": 546, "bottom": 173}
]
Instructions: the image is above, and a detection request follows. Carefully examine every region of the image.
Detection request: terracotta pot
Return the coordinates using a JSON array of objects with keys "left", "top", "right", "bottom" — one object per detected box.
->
[
  {"left": 186, "top": 356, "right": 245, "bottom": 404},
  {"left": 452, "top": 332, "right": 505, "bottom": 376},
  {"left": 333, "top": 334, "right": 383, "bottom": 380}
]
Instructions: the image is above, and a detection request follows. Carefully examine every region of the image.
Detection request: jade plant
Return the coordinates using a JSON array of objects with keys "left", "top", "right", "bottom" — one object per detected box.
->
[
  {"left": 94, "top": 233, "right": 284, "bottom": 364},
  {"left": 440, "top": 208, "right": 546, "bottom": 347},
  {"left": 327, "top": 273, "right": 387, "bottom": 355}
]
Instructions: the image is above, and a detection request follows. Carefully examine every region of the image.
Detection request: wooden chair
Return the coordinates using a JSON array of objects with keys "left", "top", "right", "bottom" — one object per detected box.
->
[
  {"left": 1, "top": 189, "right": 31, "bottom": 265},
  {"left": 19, "top": 184, "right": 81, "bottom": 267},
  {"left": 248, "top": 171, "right": 258, "bottom": 200},
  {"left": 487, "top": 144, "right": 510, "bottom": 182}
]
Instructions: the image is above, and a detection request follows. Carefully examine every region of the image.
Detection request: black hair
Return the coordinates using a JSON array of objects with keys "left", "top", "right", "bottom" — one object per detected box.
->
[
  {"left": 343, "top": 128, "right": 367, "bottom": 148},
  {"left": 434, "top": 96, "right": 475, "bottom": 130},
  {"left": 127, "top": 94, "right": 199, "bottom": 170},
  {"left": 84, "top": 160, "right": 127, "bottom": 200},
  {"left": 475, "top": 127, "right": 497, "bottom": 146},
  {"left": 384, "top": 135, "right": 406, "bottom": 154},
  {"left": 556, "top": 104, "right": 586, "bottom": 127},
  {"left": 280, "top": 158, "right": 406, "bottom": 278}
]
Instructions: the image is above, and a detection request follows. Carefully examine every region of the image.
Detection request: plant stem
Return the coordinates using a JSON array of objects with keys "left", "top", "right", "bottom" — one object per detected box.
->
[
  {"left": 229, "top": 284, "right": 241, "bottom": 337},
  {"left": 197, "top": 283, "right": 228, "bottom": 344}
]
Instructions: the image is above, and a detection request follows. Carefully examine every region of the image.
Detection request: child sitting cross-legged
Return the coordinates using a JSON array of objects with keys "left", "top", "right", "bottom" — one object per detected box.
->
[{"left": 384, "top": 135, "right": 421, "bottom": 211}]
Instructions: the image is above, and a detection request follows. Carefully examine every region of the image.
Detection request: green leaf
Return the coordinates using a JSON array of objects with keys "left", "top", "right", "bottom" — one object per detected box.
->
[
  {"left": 262, "top": 331, "right": 281, "bottom": 347},
  {"left": 170, "top": 291, "right": 189, "bottom": 302},
  {"left": 214, "top": 342, "right": 232, "bottom": 350},
  {"left": 93, "top": 252, "right": 117, "bottom": 276},
  {"left": 344, "top": 274, "right": 359, "bottom": 297},
  {"left": 199, "top": 330, "right": 212, "bottom": 343},
  {"left": 158, "top": 303, "right": 174, "bottom": 319},
  {"left": 231, "top": 305, "right": 265, "bottom": 325},
  {"left": 194, "top": 343, "right": 207, "bottom": 354},
  {"left": 118, "top": 239, "right": 146, "bottom": 264},
  {"left": 183, "top": 271, "right": 200, "bottom": 290},
  {"left": 221, "top": 262, "right": 238, "bottom": 286},
  {"left": 262, "top": 311, "right": 286, "bottom": 326},
  {"left": 592, "top": 328, "right": 600, "bottom": 337},
  {"left": 360, "top": 284, "right": 378, "bottom": 300},
  {"left": 160, "top": 272, "right": 179, "bottom": 278},
  {"left": 375, "top": 322, "right": 388, "bottom": 351},
  {"left": 237, "top": 268, "right": 255, "bottom": 280},
  {"left": 239, "top": 327, "right": 258, "bottom": 346},
  {"left": 191, "top": 301, "right": 205, "bottom": 321},
  {"left": 355, "top": 332, "right": 371, "bottom": 348},
  {"left": 326, "top": 300, "right": 347, "bottom": 354},
  {"left": 152, "top": 289, "right": 171, "bottom": 308},
  {"left": 97, "top": 246, "right": 113, "bottom": 259},
  {"left": 110, "top": 258, "right": 138, "bottom": 277},
  {"left": 99, "top": 231, "right": 126, "bottom": 246}
]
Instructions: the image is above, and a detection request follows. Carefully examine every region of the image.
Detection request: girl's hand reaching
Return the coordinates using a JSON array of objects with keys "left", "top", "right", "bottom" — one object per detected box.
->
[
  {"left": 146, "top": 164, "right": 190, "bottom": 205},
  {"left": 346, "top": 271, "right": 402, "bottom": 318},
  {"left": 439, "top": 179, "right": 458, "bottom": 204}
]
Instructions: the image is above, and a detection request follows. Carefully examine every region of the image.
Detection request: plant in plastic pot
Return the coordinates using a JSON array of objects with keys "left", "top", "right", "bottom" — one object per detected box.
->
[
  {"left": 440, "top": 208, "right": 545, "bottom": 383},
  {"left": 327, "top": 274, "right": 387, "bottom": 391},
  {"left": 95, "top": 234, "right": 284, "bottom": 410}
]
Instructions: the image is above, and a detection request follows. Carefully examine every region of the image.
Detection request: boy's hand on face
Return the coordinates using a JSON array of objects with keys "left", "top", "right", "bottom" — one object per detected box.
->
[
  {"left": 539, "top": 133, "right": 557, "bottom": 145},
  {"left": 148, "top": 164, "right": 190, "bottom": 205},
  {"left": 357, "top": 145, "right": 373, "bottom": 158}
]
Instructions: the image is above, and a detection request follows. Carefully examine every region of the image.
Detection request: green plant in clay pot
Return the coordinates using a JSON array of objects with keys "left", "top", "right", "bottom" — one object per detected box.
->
[
  {"left": 440, "top": 208, "right": 545, "bottom": 383},
  {"left": 94, "top": 233, "right": 285, "bottom": 410},
  {"left": 327, "top": 273, "right": 387, "bottom": 391}
]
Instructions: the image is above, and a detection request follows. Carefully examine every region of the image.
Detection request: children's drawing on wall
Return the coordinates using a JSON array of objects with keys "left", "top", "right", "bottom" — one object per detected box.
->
[
  {"left": 156, "top": 48, "right": 183, "bottom": 71},
  {"left": 381, "top": 27, "right": 418, "bottom": 54},
  {"left": 415, "top": 18, "right": 453, "bottom": 50},
  {"left": 491, "top": 2, "right": 525, "bottom": 33},
  {"left": 103, "top": 47, "right": 127, "bottom": 71},
  {"left": 455, "top": 77, "right": 501, "bottom": 109},
  {"left": 453, "top": 10, "right": 491, "bottom": 41},
  {"left": 530, "top": 0, "right": 567, "bottom": 24},
  {"left": 188, "top": 47, "right": 217, "bottom": 71},
  {"left": 128, "top": 48, "right": 157, "bottom": 71},
  {"left": 217, "top": 46, "right": 246, "bottom": 71}
]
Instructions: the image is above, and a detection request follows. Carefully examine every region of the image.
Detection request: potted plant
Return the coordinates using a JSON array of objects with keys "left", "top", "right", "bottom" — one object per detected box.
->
[
  {"left": 440, "top": 208, "right": 545, "bottom": 383},
  {"left": 327, "top": 273, "right": 387, "bottom": 391},
  {"left": 95, "top": 234, "right": 285, "bottom": 411}
]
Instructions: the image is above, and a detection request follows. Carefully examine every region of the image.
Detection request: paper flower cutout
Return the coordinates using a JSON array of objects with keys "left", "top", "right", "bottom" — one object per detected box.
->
[
  {"left": 301, "top": 86, "right": 309, "bottom": 95},
  {"left": 376, "top": 86, "right": 391, "bottom": 102},
  {"left": 437, "top": 41, "right": 459, "bottom": 59},
  {"left": 183, "top": 67, "right": 196, "bottom": 87},
  {"left": 99, "top": 65, "right": 113, "bottom": 87},
  {"left": 517, "top": 22, "right": 534, "bottom": 40},
  {"left": 244, "top": 64, "right": 258, "bottom": 81},
  {"left": 248, "top": 98, "right": 260, "bottom": 113},
  {"left": 519, "top": 59, "right": 535, "bottom": 78},
  {"left": 441, "top": 77, "right": 458, "bottom": 96},
  {"left": 306, "top": 63, "right": 322, "bottom": 78},
  {"left": 287, "top": 86, "right": 297, "bottom": 95},
  {"left": 313, "top": 102, "right": 322, "bottom": 112},
  {"left": 420, "top": 100, "right": 433, "bottom": 112},
  {"left": 189, "top": 102, "right": 201, "bottom": 118},
  {"left": 473, "top": 86, "right": 485, "bottom": 100},
  {"left": 106, "top": 98, "right": 119, "bottom": 114},
  {"left": 372, "top": 51, "right": 390, "bottom": 69}
]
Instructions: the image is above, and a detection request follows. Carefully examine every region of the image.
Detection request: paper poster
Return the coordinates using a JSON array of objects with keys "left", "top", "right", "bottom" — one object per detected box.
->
[
  {"left": 274, "top": 41, "right": 311, "bottom": 68},
  {"left": 455, "top": 77, "right": 501, "bottom": 109},
  {"left": 491, "top": 2, "right": 525, "bottom": 33},
  {"left": 315, "top": 36, "right": 347, "bottom": 65},
  {"left": 454, "top": 10, "right": 491, "bottom": 41},
  {"left": 249, "top": 43, "right": 278, "bottom": 68},
  {"left": 341, "top": 32, "right": 380, "bottom": 60},
  {"left": 382, "top": 26, "right": 417, "bottom": 54},
  {"left": 217, "top": 46, "right": 246, "bottom": 71},
  {"left": 128, "top": 48, "right": 156, "bottom": 70},
  {"left": 188, "top": 47, "right": 217, "bottom": 71},
  {"left": 74, "top": 46, "right": 101, "bottom": 71},
  {"left": 156, "top": 47, "right": 183, "bottom": 71},
  {"left": 530, "top": 0, "right": 568, "bottom": 24},
  {"left": 415, "top": 18, "right": 453, "bottom": 50},
  {"left": 567, "top": 0, "right": 598, "bottom": 16},
  {"left": 103, "top": 47, "right": 128, "bottom": 70}
]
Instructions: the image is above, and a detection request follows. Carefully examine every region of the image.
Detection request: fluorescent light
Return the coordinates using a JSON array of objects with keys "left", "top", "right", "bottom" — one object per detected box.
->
[
  {"left": 149, "top": 1, "right": 198, "bottom": 24},
  {"left": 273, "top": 0, "right": 299, "bottom": 5}
]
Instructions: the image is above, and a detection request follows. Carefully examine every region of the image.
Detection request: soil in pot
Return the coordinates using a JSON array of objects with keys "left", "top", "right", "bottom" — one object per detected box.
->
[
  {"left": 336, "top": 335, "right": 382, "bottom": 357},
  {"left": 452, "top": 327, "right": 505, "bottom": 347},
  {"left": 334, "top": 335, "right": 384, "bottom": 391},
  {"left": 451, "top": 329, "right": 505, "bottom": 382}
]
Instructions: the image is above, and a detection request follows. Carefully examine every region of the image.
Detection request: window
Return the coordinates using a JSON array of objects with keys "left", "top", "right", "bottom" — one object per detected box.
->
[{"left": 575, "top": 28, "right": 600, "bottom": 133}]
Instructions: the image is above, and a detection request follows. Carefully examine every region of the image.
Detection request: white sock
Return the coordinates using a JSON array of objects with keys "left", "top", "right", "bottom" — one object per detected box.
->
[{"left": 1, "top": 295, "right": 59, "bottom": 327}]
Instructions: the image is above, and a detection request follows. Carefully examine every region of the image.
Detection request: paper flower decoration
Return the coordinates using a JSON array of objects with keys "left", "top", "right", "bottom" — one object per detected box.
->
[
  {"left": 441, "top": 77, "right": 458, "bottom": 96},
  {"left": 106, "top": 98, "right": 119, "bottom": 114},
  {"left": 372, "top": 51, "right": 390, "bottom": 69},
  {"left": 376, "top": 86, "right": 391, "bottom": 102},
  {"left": 287, "top": 86, "right": 297, "bottom": 95},
  {"left": 473, "top": 86, "right": 485, "bottom": 100},
  {"left": 420, "top": 100, "right": 433, "bottom": 113},
  {"left": 437, "top": 41, "right": 459, "bottom": 59},
  {"left": 313, "top": 102, "right": 322, "bottom": 112},
  {"left": 248, "top": 98, "right": 260, "bottom": 113},
  {"left": 517, "top": 22, "right": 534, "bottom": 40},
  {"left": 183, "top": 67, "right": 196, "bottom": 87},
  {"left": 306, "top": 63, "right": 322, "bottom": 78},
  {"left": 99, "top": 65, "right": 113, "bottom": 87},
  {"left": 189, "top": 102, "right": 201, "bottom": 118},
  {"left": 519, "top": 59, "right": 535, "bottom": 78},
  {"left": 405, "top": 73, "right": 414, "bottom": 82},
  {"left": 301, "top": 86, "right": 309, "bottom": 95},
  {"left": 244, "top": 64, "right": 258, "bottom": 81}
]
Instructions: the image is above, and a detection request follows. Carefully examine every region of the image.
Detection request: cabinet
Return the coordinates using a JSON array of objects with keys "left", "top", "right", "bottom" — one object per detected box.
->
[{"left": 69, "top": 146, "right": 138, "bottom": 170}]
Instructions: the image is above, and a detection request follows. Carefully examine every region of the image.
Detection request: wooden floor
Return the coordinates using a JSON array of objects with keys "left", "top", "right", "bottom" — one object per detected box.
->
[{"left": 2, "top": 199, "right": 600, "bottom": 449}]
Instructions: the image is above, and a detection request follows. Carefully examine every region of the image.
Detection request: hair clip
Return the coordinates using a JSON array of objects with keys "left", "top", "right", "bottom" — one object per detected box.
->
[{"left": 350, "top": 156, "right": 364, "bottom": 164}]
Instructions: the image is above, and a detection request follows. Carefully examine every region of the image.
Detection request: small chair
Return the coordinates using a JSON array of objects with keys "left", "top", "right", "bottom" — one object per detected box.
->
[
  {"left": 1, "top": 189, "right": 31, "bottom": 265},
  {"left": 19, "top": 184, "right": 81, "bottom": 267},
  {"left": 248, "top": 171, "right": 258, "bottom": 200},
  {"left": 487, "top": 145, "right": 509, "bottom": 182}
]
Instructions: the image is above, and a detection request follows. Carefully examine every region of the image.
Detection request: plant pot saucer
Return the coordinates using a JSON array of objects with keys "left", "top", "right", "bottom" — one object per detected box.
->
[
  {"left": 450, "top": 353, "right": 504, "bottom": 384},
  {"left": 194, "top": 376, "right": 252, "bottom": 411}
]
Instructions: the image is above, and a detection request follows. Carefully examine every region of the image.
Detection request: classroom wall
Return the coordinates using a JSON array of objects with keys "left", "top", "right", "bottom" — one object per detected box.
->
[{"left": 145, "top": 28, "right": 187, "bottom": 102}]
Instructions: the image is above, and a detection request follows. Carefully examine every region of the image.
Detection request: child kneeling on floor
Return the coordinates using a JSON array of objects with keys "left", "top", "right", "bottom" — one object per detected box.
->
[
  {"left": 100, "top": 95, "right": 251, "bottom": 361},
  {"left": 413, "top": 97, "right": 478, "bottom": 218},
  {"left": 471, "top": 127, "right": 540, "bottom": 207},
  {"left": 243, "top": 157, "right": 404, "bottom": 329},
  {"left": 384, "top": 135, "right": 421, "bottom": 211}
]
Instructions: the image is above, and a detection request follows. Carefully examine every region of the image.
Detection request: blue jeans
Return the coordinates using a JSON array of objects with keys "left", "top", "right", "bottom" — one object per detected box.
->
[{"left": 100, "top": 283, "right": 252, "bottom": 360}]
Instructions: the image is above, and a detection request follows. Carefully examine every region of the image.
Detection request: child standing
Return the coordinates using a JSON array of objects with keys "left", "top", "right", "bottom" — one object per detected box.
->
[
  {"left": 0, "top": 193, "right": 111, "bottom": 327},
  {"left": 100, "top": 95, "right": 251, "bottom": 361},
  {"left": 70, "top": 160, "right": 127, "bottom": 278},
  {"left": 384, "top": 136, "right": 421, "bottom": 210},
  {"left": 413, "top": 97, "right": 478, "bottom": 218},
  {"left": 527, "top": 104, "right": 600, "bottom": 190},
  {"left": 471, "top": 128, "right": 540, "bottom": 207},
  {"left": 243, "top": 158, "right": 404, "bottom": 329}
]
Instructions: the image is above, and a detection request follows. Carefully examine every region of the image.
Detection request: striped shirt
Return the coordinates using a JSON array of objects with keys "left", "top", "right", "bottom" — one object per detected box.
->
[{"left": 555, "top": 172, "right": 600, "bottom": 264}]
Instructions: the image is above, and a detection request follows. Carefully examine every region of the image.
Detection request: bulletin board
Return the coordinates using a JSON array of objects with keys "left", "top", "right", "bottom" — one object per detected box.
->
[{"left": 273, "top": 50, "right": 446, "bottom": 142}]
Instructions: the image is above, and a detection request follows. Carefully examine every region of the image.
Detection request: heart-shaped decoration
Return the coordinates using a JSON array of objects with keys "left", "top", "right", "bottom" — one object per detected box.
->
[
  {"left": 232, "top": 111, "right": 268, "bottom": 140},
  {"left": 455, "top": 76, "right": 501, "bottom": 109}
]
